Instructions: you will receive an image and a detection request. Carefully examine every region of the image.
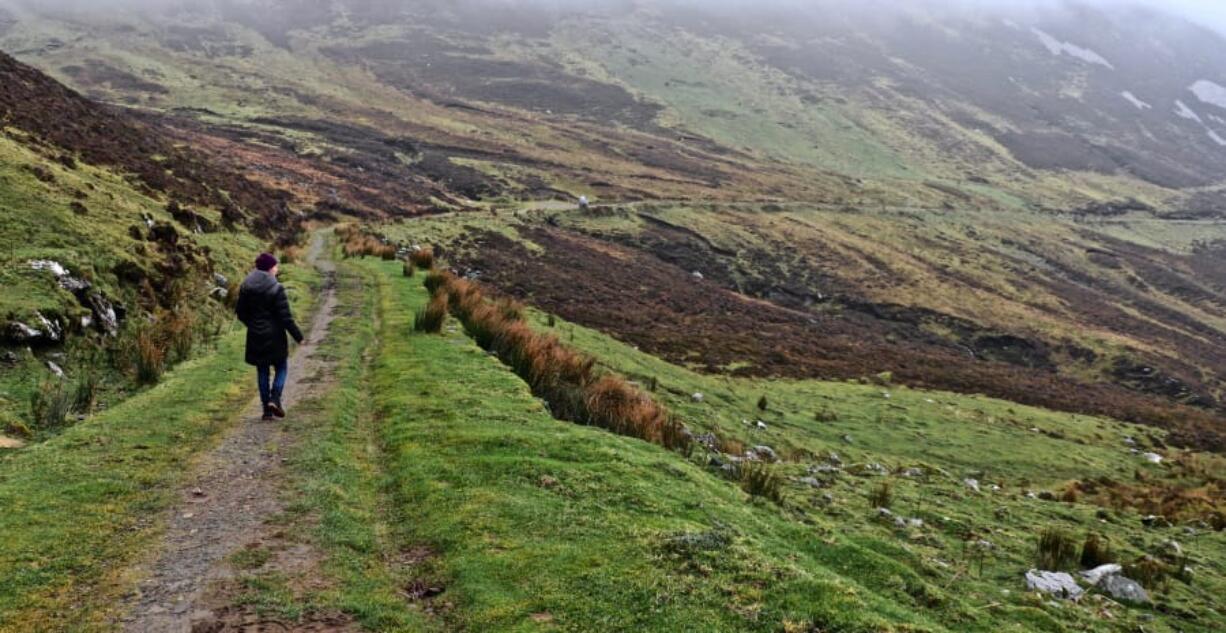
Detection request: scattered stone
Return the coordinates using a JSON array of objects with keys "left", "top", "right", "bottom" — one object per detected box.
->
[
  {"left": 1160, "top": 540, "right": 1183, "bottom": 560},
  {"left": 900, "top": 467, "right": 926, "bottom": 478},
  {"left": 691, "top": 271, "right": 704, "bottom": 280},
  {"left": 825, "top": 452, "right": 843, "bottom": 466},
  {"left": 755, "top": 420, "right": 767, "bottom": 430},
  {"left": 841, "top": 434, "right": 854, "bottom": 444},
  {"left": 964, "top": 478, "right": 981, "bottom": 493},
  {"left": 1141, "top": 515, "right": 1172, "bottom": 528},
  {"left": 798, "top": 477, "right": 824, "bottom": 488},
  {"left": 1025, "top": 570, "right": 1083, "bottom": 599},
  {"left": 691, "top": 392, "right": 704, "bottom": 403},
  {"left": 1, "top": 351, "right": 19, "bottom": 365},
  {"left": 1099, "top": 573, "right": 1150, "bottom": 605},
  {"left": 28, "top": 259, "right": 68, "bottom": 277},
  {"left": 1141, "top": 452, "right": 1163, "bottom": 464},
  {"left": 808, "top": 464, "right": 840, "bottom": 475},
  {"left": 1081, "top": 564, "right": 1122, "bottom": 585},
  {"left": 749, "top": 445, "right": 778, "bottom": 462},
  {"left": 213, "top": 272, "right": 229, "bottom": 287},
  {"left": 46, "top": 361, "right": 65, "bottom": 378},
  {"left": 907, "top": 518, "right": 924, "bottom": 528},
  {"left": 694, "top": 433, "right": 718, "bottom": 451},
  {"left": 1123, "top": 436, "right": 1137, "bottom": 447}
]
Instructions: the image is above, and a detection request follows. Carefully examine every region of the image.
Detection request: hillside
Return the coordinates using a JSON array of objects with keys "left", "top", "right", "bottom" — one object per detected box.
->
[{"left": 0, "top": 1, "right": 1225, "bottom": 632}]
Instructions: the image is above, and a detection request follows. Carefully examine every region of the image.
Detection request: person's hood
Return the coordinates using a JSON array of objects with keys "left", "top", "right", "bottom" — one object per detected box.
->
[{"left": 240, "top": 270, "right": 280, "bottom": 294}]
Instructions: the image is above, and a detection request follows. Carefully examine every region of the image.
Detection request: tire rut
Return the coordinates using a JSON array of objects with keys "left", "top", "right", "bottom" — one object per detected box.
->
[{"left": 118, "top": 235, "right": 340, "bottom": 633}]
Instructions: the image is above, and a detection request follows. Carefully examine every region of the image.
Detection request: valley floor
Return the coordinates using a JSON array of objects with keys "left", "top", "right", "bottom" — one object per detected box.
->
[{"left": 0, "top": 233, "right": 1223, "bottom": 632}]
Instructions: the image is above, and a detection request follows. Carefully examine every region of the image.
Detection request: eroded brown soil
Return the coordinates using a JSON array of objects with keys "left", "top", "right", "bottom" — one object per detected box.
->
[{"left": 452, "top": 225, "right": 1226, "bottom": 451}]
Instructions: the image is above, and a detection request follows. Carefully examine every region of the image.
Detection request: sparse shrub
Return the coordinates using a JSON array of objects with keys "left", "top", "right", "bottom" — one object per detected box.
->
[
  {"left": 424, "top": 270, "right": 452, "bottom": 297},
  {"left": 403, "top": 260, "right": 416, "bottom": 278},
  {"left": 647, "top": 376, "right": 658, "bottom": 392},
  {"left": 815, "top": 406, "right": 839, "bottom": 423},
  {"left": 546, "top": 313, "right": 556, "bottom": 327},
  {"left": 1126, "top": 556, "right": 1171, "bottom": 591},
  {"left": 29, "top": 379, "right": 72, "bottom": 430},
  {"left": 124, "top": 319, "right": 166, "bottom": 385},
  {"left": 162, "top": 307, "right": 197, "bottom": 364},
  {"left": 414, "top": 294, "right": 449, "bottom": 334},
  {"left": 757, "top": 394, "right": 768, "bottom": 412},
  {"left": 280, "top": 245, "right": 303, "bottom": 264},
  {"left": 1080, "top": 533, "right": 1115, "bottom": 568},
  {"left": 73, "top": 367, "right": 100, "bottom": 416},
  {"left": 495, "top": 297, "right": 525, "bottom": 322},
  {"left": 1036, "top": 528, "right": 1078, "bottom": 570},
  {"left": 869, "top": 481, "right": 893, "bottom": 509},
  {"left": 735, "top": 461, "right": 784, "bottom": 504},
  {"left": 380, "top": 246, "right": 396, "bottom": 261},
  {"left": 715, "top": 434, "right": 746, "bottom": 456},
  {"left": 409, "top": 248, "right": 435, "bottom": 269},
  {"left": 1060, "top": 486, "right": 1080, "bottom": 504}
]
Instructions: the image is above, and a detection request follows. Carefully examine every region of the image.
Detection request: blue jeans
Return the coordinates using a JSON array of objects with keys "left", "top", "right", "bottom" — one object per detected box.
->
[{"left": 257, "top": 359, "right": 288, "bottom": 406}]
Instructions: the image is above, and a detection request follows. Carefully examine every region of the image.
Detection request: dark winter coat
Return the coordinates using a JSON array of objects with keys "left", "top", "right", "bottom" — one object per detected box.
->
[{"left": 235, "top": 270, "right": 304, "bottom": 366}]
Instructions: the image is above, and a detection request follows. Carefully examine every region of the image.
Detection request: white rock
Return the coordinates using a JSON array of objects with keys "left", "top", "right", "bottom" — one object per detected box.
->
[
  {"left": 1025, "top": 570, "right": 1083, "bottom": 599},
  {"left": 1081, "top": 564, "right": 1122, "bottom": 585},
  {"left": 1142, "top": 452, "right": 1163, "bottom": 464},
  {"left": 691, "top": 271, "right": 704, "bottom": 280},
  {"left": 46, "top": 361, "right": 65, "bottom": 378},
  {"left": 755, "top": 420, "right": 767, "bottom": 430},
  {"left": 964, "top": 478, "right": 981, "bottom": 493},
  {"left": 691, "top": 393, "right": 704, "bottom": 403},
  {"left": 28, "top": 260, "right": 68, "bottom": 277}
]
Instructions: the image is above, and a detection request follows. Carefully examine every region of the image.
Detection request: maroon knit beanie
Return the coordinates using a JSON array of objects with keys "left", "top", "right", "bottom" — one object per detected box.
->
[{"left": 255, "top": 253, "right": 278, "bottom": 272}]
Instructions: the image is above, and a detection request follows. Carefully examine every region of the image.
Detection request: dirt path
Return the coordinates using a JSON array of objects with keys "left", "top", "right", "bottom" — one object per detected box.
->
[{"left": 118, "top": 235, "right": 340, "bottom": 633}]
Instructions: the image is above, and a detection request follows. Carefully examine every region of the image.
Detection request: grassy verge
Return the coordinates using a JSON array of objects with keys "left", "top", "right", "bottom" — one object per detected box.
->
[
  {"left": 0, "top": 262, "right": 320, "bottom": 631},
  {"left": 280, "top": 255, "right": 435, "bottom": 630}
]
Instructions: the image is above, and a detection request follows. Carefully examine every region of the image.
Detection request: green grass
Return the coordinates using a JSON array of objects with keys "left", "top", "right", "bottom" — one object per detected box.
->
[{"left": 520, "top": 308, "right": 1226, "bottom": 632}]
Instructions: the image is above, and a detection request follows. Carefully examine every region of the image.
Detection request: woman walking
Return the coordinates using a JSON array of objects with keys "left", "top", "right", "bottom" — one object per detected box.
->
[{"left": 235, "top": 253, "right": 304, "bottom": 420}]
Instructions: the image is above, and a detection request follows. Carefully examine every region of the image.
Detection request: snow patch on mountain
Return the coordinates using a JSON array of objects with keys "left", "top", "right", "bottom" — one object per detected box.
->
[
  {"left": 1209, "top": 130, "right": 1226, "bottom": 146},
  {"left": 1121, "top": 91, "right": 1152, "bottom": 110},
  {"left": 1191, "top": 80, "right": 1226, "bottom": 110},
  {"left": 1031, "top": 28, "right": 1114, "bottom": 69},
  {"left": 1175, "top": 100, "right": 1204, "bottom": 124}
]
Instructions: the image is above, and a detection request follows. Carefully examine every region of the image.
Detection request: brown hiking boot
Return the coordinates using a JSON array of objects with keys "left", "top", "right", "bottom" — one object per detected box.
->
[
  {"left": 261, "top": 404, "right": 276, "bottom": 421},
  {"left": 269, "top": 401, "right": 287, "bottom": 419}
]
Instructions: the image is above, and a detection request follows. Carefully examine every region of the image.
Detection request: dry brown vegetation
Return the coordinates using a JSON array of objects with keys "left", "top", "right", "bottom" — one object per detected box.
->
[
  {"left": 337, "top": 224, "right": 396, "bottom": 259},
  {"left": 409, "top": 247, "right": 435, "bottom": 270},
  {"left": 429, "top": 271, "right": 691, "bottom": 454}
]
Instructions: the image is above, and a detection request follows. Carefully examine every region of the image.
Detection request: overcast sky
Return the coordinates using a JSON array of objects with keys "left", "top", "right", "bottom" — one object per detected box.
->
[{"left": 6, "top": 0, "right": 1226, "bottom": 36}]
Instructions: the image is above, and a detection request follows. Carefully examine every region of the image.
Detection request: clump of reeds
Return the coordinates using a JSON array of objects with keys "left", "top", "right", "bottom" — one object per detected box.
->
[
  {"left": 409, "top": 248, "right": 435, "bottom": 270},
  {"left": 414, "top": 293, "right": 449, "bottom": 334},
  {"left": 1036, "top": 528, "right": 1078, "bottom": 570},
  {"left": 869, "top": 481, "right": 893, "bottom": 509},
  {"left": 734, "top": 461, "right": 784, "bottom": 504},
  {"left": 1080, "top": 533, "right": 1115, "bottom": 568},
  {"left": 429, "top": 272, "right": 691, "bottom": 456}
]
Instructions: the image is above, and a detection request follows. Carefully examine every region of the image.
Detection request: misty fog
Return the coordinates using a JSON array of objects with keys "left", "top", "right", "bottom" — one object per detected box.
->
[{"left": 3, "top": 0, "right": 1226, "bottom": 36}]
